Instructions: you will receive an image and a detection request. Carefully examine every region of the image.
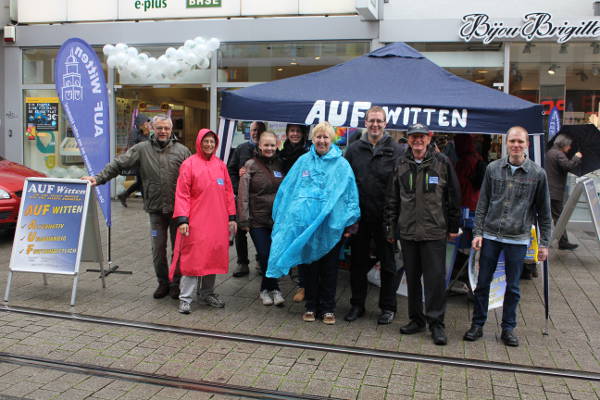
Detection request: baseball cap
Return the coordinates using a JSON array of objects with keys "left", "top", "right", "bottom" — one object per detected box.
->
[{"left": 407, "top": 123, "right": 431, "bottom": 135}]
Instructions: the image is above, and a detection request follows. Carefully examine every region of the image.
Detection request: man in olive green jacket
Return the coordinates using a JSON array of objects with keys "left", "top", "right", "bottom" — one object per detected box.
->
[{"left": 83, "top": 114, "right": 191, "bottom": 299}]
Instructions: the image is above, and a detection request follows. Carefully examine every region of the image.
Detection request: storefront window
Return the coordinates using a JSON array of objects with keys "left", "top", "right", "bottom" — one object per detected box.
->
[
  {"left": 23, "top": 48, "right": 107, "bottom": 84},
  {"left": 510, "top": 42, "right": 600, "bottom": 128},
  {"left": 218, "top": 41, "right": 370, "bottom": 82},
  {"left": 23, "top": 89, "right": 86, "bottom": 178}
]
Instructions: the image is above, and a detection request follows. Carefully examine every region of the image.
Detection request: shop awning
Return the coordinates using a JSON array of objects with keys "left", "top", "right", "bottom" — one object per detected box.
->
[{"left": 220, "top": 42, "right": 543, "bottom": 135}]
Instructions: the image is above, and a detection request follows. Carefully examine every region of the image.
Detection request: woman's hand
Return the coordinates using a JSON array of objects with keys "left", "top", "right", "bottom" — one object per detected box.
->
[
  {"left": 229, "top": 221, "right": 238, "bottom": 236},
  {"left": 178, "top": 223, "right": 189, "bottom": 236}
]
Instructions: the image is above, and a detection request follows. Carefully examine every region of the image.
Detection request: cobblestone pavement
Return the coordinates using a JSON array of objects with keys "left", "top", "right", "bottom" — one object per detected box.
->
[{"left": 0, "top": 198, "right": 599, "bottom": 399}]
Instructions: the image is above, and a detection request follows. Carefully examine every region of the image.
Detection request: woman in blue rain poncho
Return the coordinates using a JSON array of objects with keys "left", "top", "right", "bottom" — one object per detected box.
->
[{"left": 267, "top": 121, "right": 360, "bottom": 325}]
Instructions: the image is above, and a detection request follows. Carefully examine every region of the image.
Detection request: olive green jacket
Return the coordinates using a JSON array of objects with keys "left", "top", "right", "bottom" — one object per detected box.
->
[{"left": 95, "top": 137, "right": 191, "bottom": 214}]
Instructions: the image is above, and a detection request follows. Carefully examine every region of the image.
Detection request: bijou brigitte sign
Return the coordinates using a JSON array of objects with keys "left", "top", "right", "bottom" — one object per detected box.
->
[{"left": 459, "top": 12, "right": 600, "bottom": 44}]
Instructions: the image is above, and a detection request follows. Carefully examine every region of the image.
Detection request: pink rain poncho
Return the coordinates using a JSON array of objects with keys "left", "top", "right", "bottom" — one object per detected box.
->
[{"left": 169, "top": 129, "right": 236, "bottom": 279}]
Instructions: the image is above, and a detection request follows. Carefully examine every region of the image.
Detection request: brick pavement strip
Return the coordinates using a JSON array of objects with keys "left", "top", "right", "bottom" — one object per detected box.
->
[{"left": 2, "top": 203, "right": 600, "bottom": 398}]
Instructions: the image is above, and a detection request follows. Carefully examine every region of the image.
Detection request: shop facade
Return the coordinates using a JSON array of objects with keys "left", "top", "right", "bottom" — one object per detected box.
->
[{"left": 2, "top": 0, "right": 599, "bottom": 190}]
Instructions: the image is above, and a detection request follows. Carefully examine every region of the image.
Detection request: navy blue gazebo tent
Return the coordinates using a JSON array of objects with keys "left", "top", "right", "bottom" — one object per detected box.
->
[{"left": 217, "top": 42, "right": 550, "bottom": 331}]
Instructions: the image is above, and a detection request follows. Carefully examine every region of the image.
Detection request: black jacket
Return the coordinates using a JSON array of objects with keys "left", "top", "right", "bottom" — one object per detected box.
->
[
  {"left": 384, "top": 148, "right": 461, "bottom": 241},
  {"left": 345, "top": 133, "right": 403, "bottom": 222},
  {"left": 279, "top": 140, "right": 310, "bottom": 173},
  {"left": 227, "top": 141, "right": 256, "bottom": 195}
]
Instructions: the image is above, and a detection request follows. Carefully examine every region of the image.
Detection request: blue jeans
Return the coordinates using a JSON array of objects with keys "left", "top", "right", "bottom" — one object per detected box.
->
[
  {"left": 472, "top": 239, "right": 528, "bottom": 330},
  {"left": 249, "top": 227, "right": 279, "bottom": 291}
]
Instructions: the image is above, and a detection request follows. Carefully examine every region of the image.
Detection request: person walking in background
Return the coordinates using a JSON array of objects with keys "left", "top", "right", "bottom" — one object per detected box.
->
[
  {"left": 171, "top": 129, "right": 237, "bottom": 314},
  {"left": 237, "top": 131, "right": 286, "bottom": 307},
  {"left": 464, "top": 126, "right": 552, "bottom": 347},
  {"left": 344, "top": 106, "right": 403, "bottom": 325},
  {"left": 278, "top": 123, "right": 311, "bottom": 303},
  {"left": 83, "top": 114, "right": 191, "bottom": 300},
  {"left": 545, "top": 134, "right": 582, "bottom": 250},
  {"left": 117, "top": 113, "right": 151, "bottom": 207},
  {"left": 384, "top": 123, "right": 461, "bottom": 346},
  {"left": 228, "top": 121, "right": 267, "bottom": 278},
  {"left": 267, "top": 122, "right": 360, "bottom": 325}
]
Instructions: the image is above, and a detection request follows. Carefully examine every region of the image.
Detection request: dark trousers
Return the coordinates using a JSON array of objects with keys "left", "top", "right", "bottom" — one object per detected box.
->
[
  {"left": 400, "top": 238, "right": 446, "bottom": 328},
  {"left": 472, "top": 238, "right": 528, "bottom": 330},
  {"left": 149, "top": 212, "right": 180, "bottom": 287},
  {"left": 234, "top": 228, "right": 250, "bottom": 265},
  {"left": 249, "top": 227, "right": 279, "bottom": 291},
  {"left": 305, "top": 241, "right": 343, "bottom": 315},
  {"left": 551, "top": 198, "right": 570, "bottom": 246},
  {"left": 350, "top": 221, "right": 399, "bottom": 312}
]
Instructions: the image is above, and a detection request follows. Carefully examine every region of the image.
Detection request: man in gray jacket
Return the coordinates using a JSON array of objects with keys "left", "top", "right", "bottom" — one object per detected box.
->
[
  {"left": 464, "top": 126, "right": 552, "bottom": 347},
  {"left": 83, "top": 114, "right": 191, "bottom": 299},
  {"left": 545, "top": 134, "right": 582, "bottom": 250}
]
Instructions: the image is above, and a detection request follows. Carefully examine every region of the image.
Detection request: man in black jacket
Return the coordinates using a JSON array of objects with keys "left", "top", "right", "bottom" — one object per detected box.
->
[
  {"left": 227, "top": 121, "right": 266, "bottom": 277},
  {"left": 384, "top": 123, "right": 461, "bottom": 345},
  {"left": 344, "top": 106, "right": 403, "bottom": 325}
]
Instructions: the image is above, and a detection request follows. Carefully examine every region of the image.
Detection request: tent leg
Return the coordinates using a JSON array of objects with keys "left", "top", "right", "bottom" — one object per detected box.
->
[{"left": 3, "top": 272, "right": 13, "bottom": 302}]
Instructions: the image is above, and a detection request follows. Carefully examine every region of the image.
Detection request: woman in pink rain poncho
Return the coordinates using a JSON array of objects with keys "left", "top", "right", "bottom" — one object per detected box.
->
[{"left": 169, "top": 129, "right": 237, "bottom": 314}]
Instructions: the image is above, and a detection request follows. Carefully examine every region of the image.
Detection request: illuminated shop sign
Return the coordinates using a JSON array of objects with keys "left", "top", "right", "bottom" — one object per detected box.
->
[{"left": 459, "top": 13, "right": 600, "bottom": 44}]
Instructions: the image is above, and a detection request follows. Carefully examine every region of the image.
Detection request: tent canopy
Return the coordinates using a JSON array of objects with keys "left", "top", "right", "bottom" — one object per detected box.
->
[{"left": 220, "top": 42, "right": 543, "bottom": 135}]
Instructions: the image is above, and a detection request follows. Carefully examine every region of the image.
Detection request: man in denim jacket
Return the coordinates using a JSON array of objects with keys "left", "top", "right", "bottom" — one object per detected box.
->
[{"left": 463, "top": 126, "right": 552, "bottom": 347}]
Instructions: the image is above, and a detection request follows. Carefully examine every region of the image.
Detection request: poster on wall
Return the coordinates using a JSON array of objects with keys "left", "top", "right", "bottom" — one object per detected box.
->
[
  {"left": 8, "top": 178, "right": 90, "bottom": 274},
  {"left": 25, "top": 97, "right": 59, "bottom": 131}
]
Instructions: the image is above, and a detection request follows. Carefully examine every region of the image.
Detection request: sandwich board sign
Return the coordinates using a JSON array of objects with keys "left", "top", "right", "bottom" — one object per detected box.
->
[
  {"left": 4, "top": 177, "right": 105, "bottom": 306},
  {"left": 552, "top": 177, "right": 600, "bottom": 244}
]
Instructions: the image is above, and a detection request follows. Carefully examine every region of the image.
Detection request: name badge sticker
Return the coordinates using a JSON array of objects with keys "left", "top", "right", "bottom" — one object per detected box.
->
[
  {"left": 302, "top": 170, "right": 310, "bottom": 177},
  {"left": 274, "top": 171, "right": 282, "bottom": 178},
  {"left": 428, "top": 176, "right": 439, "bottom": 185},
  {"left": 216, "top": 178, "right": 224, "bottom": 185}
]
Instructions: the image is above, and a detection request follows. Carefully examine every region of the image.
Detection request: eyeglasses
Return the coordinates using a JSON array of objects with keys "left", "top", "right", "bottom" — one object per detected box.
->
[
  {"left": 154, "top": 126, "right": 172, "bottom": 131},
  {"left": 366, "top": 119, "right": 385, "bottom": 124}
]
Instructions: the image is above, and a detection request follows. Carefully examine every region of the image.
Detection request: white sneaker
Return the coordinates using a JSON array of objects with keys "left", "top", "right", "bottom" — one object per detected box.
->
[
  {"left": 260, "top": 290, "right": 273, "bottom": 306},
  {"left": 271, "top": 290, "right": 285, "bottom": 307},
  {"left": 178, "top": 301, "right": 191, "bottom": 314}
]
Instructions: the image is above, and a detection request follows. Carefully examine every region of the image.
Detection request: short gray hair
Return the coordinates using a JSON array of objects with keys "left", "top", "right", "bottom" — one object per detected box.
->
[
  {"left": 151, "top": 114, "right": 173, "bottom": 128},
  {"left": 553, "top": 134, "right": 572, "bottom": 150}
]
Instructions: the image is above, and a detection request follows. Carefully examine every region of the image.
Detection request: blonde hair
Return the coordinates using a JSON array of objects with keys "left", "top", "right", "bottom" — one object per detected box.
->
[{"left": 312, "top": 121, "right": 336, "bottom": 142}]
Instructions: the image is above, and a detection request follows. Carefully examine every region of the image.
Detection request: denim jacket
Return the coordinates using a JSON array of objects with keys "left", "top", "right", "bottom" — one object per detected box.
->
[{"left": 474, "top": 157, "right": 552, "bottom": 247}]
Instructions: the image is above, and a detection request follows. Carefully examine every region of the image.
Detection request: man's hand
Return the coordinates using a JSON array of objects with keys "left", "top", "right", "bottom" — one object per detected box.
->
[
  {"left": 538, "top": 246, "right": 548, "bottom": 262},
  {"left": 448, "top": 232, "right": 460, "bottom": 240},
  {"left": 229, "top": 221, "right": 238, "bottom": 236},
  {"left": 472, "top": 236, "right": 483, "bottom": 250},
  {"left": 178, "top": 223, "right": 189, "bottom": 236},
  {"left": 239, "top": 167, "right": 247, "bottom": 177},
  {"left": 81, "top": 176, "right": 97, "bottom": 186},
  {"left": 575, "top": 152, "right": 583, "bottom": 159}
]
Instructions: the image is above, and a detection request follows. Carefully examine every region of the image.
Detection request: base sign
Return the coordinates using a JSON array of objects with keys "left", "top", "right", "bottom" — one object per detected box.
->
[
  {"left": 553, "top": 177, "right": 600, "bottom": 244},
  {"left": 468, "top": 249, "right": 507, "bottom": 310},
  {"left": 5, "top": 177, "right": 104, "bottom": 305}
]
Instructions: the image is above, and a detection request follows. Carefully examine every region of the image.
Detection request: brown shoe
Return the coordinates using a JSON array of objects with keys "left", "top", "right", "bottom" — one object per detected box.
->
[
  {"left": 293, "top": 287, "right": 305, "bottom": 303},
  {"left": 169, "top": 286, "right": 180, "bottom": 299},
  {"left": 322, "top": 313, "right": 336, "bottom": 325},
  {"left": 303, "top": 311, "right": 316, "bottom": 322}
]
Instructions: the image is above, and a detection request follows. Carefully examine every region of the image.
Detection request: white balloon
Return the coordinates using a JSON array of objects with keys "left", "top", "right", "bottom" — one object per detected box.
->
[
  {"left": 206, "top": 38, "right": 221, "bottom": 51},
  {"left": 138, "top": 53, "right": 149, "bottom": 62},
  {"left": 53, "top": 167, "right": 67, "bottom": 178},
  {"left": 183, "top": 51, "right": 198, "bottom": 66},
  {"left": 198, "top": 57, "right": 210, "bottom": 69},
  {"left": 174, "top": 48, "right": 186, "bottom": 60},
  {"left": 165, "top": 47, "right": 177, "bottom": 57},
  {"left": 115, "top": 43, "right": 128, "bottom": 52},
  {"left": 106, "top": 55, "right": 118, "bottom": 68},
  {"left": 126, "top": 47, "right": 139, "bottom": 57},
  {"left": 157, "top": 55, "right": 169, "bottom": 67},
  {"left": 103, "top": 44, "right": 116, "bottom": 56},
  {"left": 126, "top": 58, "right": 140, "bottom": 71},
  {"left": 194, "top": 44, "right": 209, "bottom": 58},
  {"left": 167, "top": 61, "right": 179, "bottom": 74},
  {"left": 184, "top": 39, "right": 195, "bottom": 49},
  {"left": 194, "top": 36, "right": 205, "bottom": 45},
  {"left": 115, "top": 53, "right": 129, "bottom": 67}
]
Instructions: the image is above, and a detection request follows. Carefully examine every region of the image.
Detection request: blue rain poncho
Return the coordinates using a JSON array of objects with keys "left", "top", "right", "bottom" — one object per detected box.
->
[{"left": 266, "top": 144, "right": 360, "bottom": 278}]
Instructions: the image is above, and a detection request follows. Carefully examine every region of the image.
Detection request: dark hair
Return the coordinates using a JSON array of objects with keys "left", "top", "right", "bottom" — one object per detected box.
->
[{"left": 252, "top": 121, "right": 267, "bottom": 134}]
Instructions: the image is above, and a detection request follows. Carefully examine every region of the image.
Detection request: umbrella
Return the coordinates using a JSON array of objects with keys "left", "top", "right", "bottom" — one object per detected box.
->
[{"left": 548, "top": 124, "right": 600, "bottom": 176}]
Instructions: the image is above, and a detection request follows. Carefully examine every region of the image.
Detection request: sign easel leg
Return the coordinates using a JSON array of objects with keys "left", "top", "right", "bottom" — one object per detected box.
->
[
  {"left": 70, "top": 274, "right": 79, "bottom": 306},
  {"left": 4, "top": 271, "right": 13, "bottom": 302}
]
